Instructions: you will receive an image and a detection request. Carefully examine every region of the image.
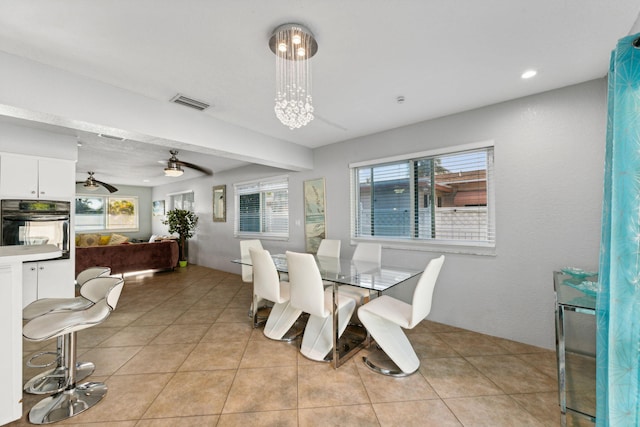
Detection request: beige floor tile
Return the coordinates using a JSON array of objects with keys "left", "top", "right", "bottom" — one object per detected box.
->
[
  {"left": 115, "top": 343, "right": 195, "bottom": 375},
  {"left": 355, "top": 357, "right": 438, "bottom": 402},
  {"left": 419, "top": 357, "right": 503, "bottom": 398},
  {"left": 200, "top": 322, "right": 253, "bottom": 342},
  {"left": 437, "top": 332, "right": 511, "bottom": 356},
  {"left": 239, "top": 338, "right": 299, "bottom": 368},
  {"left": 173, "top": 308, "right": 222, "bottom": 324},
  {"left": 298, "top": 362, "right": 370, "bottom": 408},
  {"left": 217, "top": 307, "right": 252, "bottom": 323},
  {"left": 517, "top": 351, "right": 559, "bottom": 380},
  {"left": 510, "top": 392, "right": 564, "bottom": 426},
  {"left": 78, "top": 345, "right": 143, "bottom": 376},
  {"left": 420, "top": 320, "right": 467, "bottom": 333},
  {"left": 77, "top": 326, "right": 121, "bottom": 347},
  {"left": 144, "top": 370, "right": 236, "bottom": 417},
  {"left": 466, "top": 355, "right": 558, "bottom": 394},
  {"left": 179, "top": 340, "right": 246, "bottom": 371},
  {"left": 490, "top": 336, "right": 552, "bottom": 354},
  {"left": 217, "top": 410, "right": 297, "bottom": 427},
  {"left": 130, "top": 308, "right": 187, "bottom": 326},
  {"left": 55, "top": 373, "right": 174, "bottom": 424},
  {"left": 99, "top": 325, "right": 166, "bottom": 347},
  {"left": 445, "top": 395, "right": 545, "bottom": 427},
  {"left": 136, "top": 415, "right": 219, "bottom": 426},
  {"left": 223, "top": 366, "right": 297, "bottom": 413},
  {"left": 101, "top": 311, "right": 146, "bottom": 328},
  {"left": 408, "top": 332, "right": 460, "bottom": 359},
  {"left": 298, "top": 405, "right": 378, "bottom": 427},
  {"left": 149, "top": 323, "right": 210, "bottom": 345},
  {"left": 10, "top": 266, "right": 563, "bottom": 427},
  {"left": 373, "top": 400, "right": 462, "bottom": 427}
]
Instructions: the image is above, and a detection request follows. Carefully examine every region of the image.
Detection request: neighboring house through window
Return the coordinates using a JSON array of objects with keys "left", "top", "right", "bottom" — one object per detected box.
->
[
  {"left": 351, "top": 141, "right": 495, "bottom": 253},
  {"left": 234, "top": 175, "right": 289, "bottom": 239},
  {"left": 75, "top": 195, "right": 139, "bottom": 232}
]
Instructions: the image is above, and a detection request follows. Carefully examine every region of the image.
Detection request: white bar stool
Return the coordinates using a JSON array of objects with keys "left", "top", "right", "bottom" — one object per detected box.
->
[
  {"left": 23, "top": 276, "right": 124, "bottom": 424},
  {"left": 22, "top": 267, "right": 112, "bottom": 395}
]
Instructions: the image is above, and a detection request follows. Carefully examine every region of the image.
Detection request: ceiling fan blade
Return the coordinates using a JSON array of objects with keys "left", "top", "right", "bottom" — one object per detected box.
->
[
  {"left": 176, "top": 160, "right": 213, "bottom": 175},
  {"left": 94, "top": 179, "right": 119, "bottom": 193}
]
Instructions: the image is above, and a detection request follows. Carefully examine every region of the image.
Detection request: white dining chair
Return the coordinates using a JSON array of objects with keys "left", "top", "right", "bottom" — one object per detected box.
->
[
  {"left": 340, "top": 242, "right": 382, "bottom": 304},
  {"left": 240, "top": 239, "right": 264, "bottom": 318},
  {"left": 352, "top": 242, "right": 382, "bottom": 264},
  {"left": 358, "top": 255, "right": 445, "bottom": 376},
  {"left": 286, "top": 251, "right": 357, "bottom": 361},
  {"left": 316, "top": 239, "right": 341, "bottom": 257},
  {"left": 250, "top": 247, "right": 302, "bottom": 340}
]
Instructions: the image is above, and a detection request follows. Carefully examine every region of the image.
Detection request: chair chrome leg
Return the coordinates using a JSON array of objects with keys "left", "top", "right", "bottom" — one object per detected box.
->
[
  {"left": 362, "top": 346, "right": 417, "bottom": 377},
  {"left": 24, "top": 361, "right": 95, "bottom": 395},
  {"left": 28, "top": 382, "right": 107, "bottom": 424}
]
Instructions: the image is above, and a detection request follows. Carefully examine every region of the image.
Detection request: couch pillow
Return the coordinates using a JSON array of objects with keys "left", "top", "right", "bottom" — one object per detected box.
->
[
  {"left": 78, "top": 233, "right": 101, "bottom": 247},
  {"left": 99, "top": 235, "right": 111, "bottom": 245},
  {"left": 108, "top": 233, "right": 129, "bottom": 245},
  {"left": 148, "top": 234, "right": 158, "bottom": 243}
]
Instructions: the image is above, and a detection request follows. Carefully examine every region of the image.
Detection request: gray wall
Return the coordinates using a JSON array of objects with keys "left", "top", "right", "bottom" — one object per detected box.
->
[{"left": 152, "top": 78, "right": 607, "bottom": 349}]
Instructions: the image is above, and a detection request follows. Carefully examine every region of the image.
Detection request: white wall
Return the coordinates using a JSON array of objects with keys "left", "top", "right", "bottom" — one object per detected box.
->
[{"left": 153, "top": 78, "right": 607, "bottom": 349}]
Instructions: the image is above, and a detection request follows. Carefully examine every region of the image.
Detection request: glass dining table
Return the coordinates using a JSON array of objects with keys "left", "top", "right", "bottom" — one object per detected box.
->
[{"left": 233, "top": 253, "right": 423, "bottom": 368}]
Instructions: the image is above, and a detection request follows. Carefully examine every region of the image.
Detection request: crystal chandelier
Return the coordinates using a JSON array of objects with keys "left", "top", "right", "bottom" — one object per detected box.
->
[{"left": 269, "top": 23, "right": 318, "bottom": 129}]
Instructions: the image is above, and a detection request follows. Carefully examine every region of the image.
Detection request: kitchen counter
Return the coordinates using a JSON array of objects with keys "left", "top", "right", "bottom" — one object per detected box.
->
[{"left": 0, "top": 244, "right": 61, "bottom": 426}]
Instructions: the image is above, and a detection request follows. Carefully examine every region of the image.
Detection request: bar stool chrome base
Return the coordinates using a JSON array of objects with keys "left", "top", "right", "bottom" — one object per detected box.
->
[
  {"left": 24, "top": 361, "right": 95, "bottom": 395},
  {"left": 28, "top": 381, "right": 107, "bottom": 424},
  {"left": 362, "top": 346, "right": 417, "bottom": 377}
]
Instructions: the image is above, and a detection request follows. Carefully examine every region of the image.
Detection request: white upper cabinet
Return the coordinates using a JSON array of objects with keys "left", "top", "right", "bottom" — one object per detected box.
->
[{"left": 0, "top": 154, "right": 75, "bottom": 200}]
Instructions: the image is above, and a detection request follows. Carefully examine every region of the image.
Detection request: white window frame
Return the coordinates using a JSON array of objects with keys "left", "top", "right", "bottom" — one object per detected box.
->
[
  {"left": 167, "top": 190, "right": 195, "bottom": 212},
  {"left": 75, "top": 194, "right": 140, "bottom": 233},
  {"left": 234, "top": 175, "right": 289, "bottom": 240},
  {"left": 350, "top": 140, "right": 495, "bottom": 256}
]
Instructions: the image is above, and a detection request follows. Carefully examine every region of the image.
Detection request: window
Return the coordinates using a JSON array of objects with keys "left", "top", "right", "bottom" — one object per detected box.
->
[
  {"left": 168, "top": 191, "right": 194, "bottom": 211},
  {"left": 75, "top": 196, "right": 139, "bottom": 232},
  {"left": 351, "top": 142, "right": 494, "bottom": 250},
  {"left": 234, "top": 176, "right": 289, "bottom": 239}
]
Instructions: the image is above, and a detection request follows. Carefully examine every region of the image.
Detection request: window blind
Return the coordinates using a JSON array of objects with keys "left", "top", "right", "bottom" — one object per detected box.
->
[
  {"left": 351, "top": 145, "right": 495, "bottom": 247},
  {"left": 235, "top": 176, "right": 289, "bottom": 238}
]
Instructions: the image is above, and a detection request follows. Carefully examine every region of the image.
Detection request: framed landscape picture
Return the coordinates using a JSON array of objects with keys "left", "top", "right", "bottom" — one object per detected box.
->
[{"left": 304, "top": 178, "right": 326, "bottom": 253}]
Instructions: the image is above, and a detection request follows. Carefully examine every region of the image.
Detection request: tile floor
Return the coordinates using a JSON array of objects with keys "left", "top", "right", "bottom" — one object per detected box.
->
[{"left": 9, "top": 265, "right": 593, "bottom": 426}]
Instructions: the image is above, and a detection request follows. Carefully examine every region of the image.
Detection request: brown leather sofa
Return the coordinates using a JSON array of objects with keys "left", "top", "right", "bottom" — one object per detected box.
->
[{"left": 75, "top": 240, "right": 179, "bottom": 276}]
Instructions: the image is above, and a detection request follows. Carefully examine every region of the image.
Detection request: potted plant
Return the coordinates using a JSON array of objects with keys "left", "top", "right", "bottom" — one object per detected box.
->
[{"left": 162, "top": 209, "right": 198, "bottom": 267}]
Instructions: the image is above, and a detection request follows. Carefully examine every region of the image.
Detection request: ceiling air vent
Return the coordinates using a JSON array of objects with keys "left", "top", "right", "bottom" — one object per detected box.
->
[{"left": 170, "top": 94, "right": 210, "bottom": 111}]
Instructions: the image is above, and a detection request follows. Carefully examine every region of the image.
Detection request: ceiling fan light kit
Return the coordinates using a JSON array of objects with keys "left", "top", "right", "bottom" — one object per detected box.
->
[
  {"left": 77, "top": 172, "right": 118, "bottom": 193},
  {"left": 163, "top": 150, "right": 212, "bottom": 177}
]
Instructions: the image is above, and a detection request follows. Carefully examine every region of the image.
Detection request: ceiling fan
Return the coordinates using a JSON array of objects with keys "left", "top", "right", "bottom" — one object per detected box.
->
[
  {"left": 76, "top": 171, "right": 118, "bottom": 193},
  {"left": 162, "top": 150, "right": 213, "bottom": 177}
]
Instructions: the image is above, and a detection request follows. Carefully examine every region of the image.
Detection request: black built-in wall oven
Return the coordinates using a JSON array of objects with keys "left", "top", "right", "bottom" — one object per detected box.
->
[{"left": 1, "top": 199, "right": 70, "bottom": 259}]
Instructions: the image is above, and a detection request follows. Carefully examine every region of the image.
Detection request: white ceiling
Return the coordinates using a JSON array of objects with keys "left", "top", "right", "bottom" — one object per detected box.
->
[{"left": 0, "top": 1, "right": 639, "bottom": 186}]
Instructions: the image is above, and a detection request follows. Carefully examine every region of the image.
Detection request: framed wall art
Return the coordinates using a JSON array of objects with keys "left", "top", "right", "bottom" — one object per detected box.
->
[
  {"left": 304, "top": 178, "right": 326, "bottom": 253},
  {"left": 152, "top": 200, "right": 165, "bottom": 216},
  {"left": 212, "top": 185, "right": 226, "bottom": 222}
]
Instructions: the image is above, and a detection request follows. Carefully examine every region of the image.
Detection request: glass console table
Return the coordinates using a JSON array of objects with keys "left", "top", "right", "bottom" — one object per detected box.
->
[{"left": 554, "top": 270, "right": 597, "bottom": 425}]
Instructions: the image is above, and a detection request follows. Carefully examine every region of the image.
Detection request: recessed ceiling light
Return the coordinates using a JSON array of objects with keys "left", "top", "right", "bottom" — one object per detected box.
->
[
  {"left": 143, "top": 179, "right": 150, "bottom": 183},
  {"left": 521, "top": 69, "right": 537, "bottom": 79}
]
